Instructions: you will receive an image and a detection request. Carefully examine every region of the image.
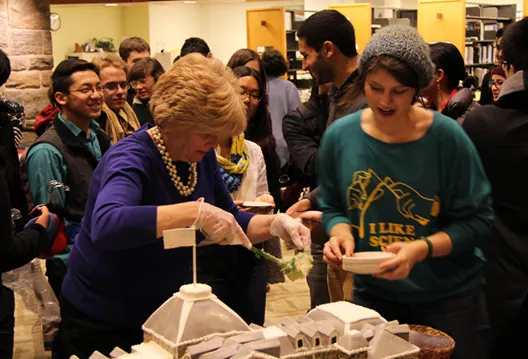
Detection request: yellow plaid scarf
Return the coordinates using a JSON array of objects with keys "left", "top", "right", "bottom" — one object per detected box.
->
[{"left": 215, "top": 135, "right": 250, "bottom": 174}]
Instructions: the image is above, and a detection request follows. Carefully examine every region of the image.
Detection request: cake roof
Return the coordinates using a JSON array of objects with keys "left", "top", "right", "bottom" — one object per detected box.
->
[
  {"left": 142, "top": 284, "right": 250, "bottom": 346},
  {"left": 335, "top": 331, "right": 370, "bottom": 355},
  {"left": 368, "top": 329, "right": 420, "bottom": 359},
  {"left": 307, "top": 302, "right": 383, "bottom": 324}
]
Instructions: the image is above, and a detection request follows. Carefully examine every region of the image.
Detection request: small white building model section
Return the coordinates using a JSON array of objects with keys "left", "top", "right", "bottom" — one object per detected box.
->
[{"left": 306, "top": 301, "right": 386, "bottom": 334}]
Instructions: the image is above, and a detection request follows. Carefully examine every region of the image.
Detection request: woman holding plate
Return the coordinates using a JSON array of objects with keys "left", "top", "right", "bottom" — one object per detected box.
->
[{"left": 320, "top": 26, "right": 492, "bottom": 359}]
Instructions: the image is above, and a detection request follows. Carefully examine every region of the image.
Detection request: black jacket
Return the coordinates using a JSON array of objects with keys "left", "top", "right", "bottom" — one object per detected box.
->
[
  {"left": 0, "top": 105, "right": 27, "bottom": 218},
  {"left": 28, "top": 117, "right": 111, "bottom": 222},
  {"left": 132, "top": 99, "right": 154, "bottom": 126},
  {"left": 463, "top": 70, "right": 528, "bottom": 327},
  {"left": 0, "top": 138, "right": 48, "bottom": 286},
  {"left": 283, "top": 87, "right": 329, "bottom": 188},
  {"left": 442, "top": 88, "right": 480, "bottom": 124}
]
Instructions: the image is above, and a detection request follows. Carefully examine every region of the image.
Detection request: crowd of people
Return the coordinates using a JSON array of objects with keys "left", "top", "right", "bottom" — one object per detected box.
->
[{"left": 0, "top": 9, "right": 527, "bottom": 359}]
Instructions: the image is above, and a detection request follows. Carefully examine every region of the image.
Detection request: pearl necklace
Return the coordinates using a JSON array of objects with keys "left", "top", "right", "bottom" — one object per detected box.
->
[{"left": 152, "top": 127, "right": 198, "bottom": 196}]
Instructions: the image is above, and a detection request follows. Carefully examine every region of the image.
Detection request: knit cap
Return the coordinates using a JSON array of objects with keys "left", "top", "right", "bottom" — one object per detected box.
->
[{"left": 358, "top": 24, "right": 434, "bottom": 89}]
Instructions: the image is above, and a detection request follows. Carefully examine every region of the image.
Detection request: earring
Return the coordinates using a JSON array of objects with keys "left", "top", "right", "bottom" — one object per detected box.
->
[{"left": 436, "top": 82, "right": 441, "bottom": 90}]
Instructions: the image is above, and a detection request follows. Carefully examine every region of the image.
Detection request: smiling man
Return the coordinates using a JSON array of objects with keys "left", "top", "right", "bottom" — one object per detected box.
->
[
  {"left": 92, "top": 54, "right": 140, "bottom": 144},
  {"left": 25, "top": 59, "right": 112, "bottom": 297}
]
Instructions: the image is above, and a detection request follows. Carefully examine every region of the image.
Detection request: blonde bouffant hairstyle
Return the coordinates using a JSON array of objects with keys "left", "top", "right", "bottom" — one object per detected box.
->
[{"left": 150, "top": 53, "right": 246, "bottom": 139}]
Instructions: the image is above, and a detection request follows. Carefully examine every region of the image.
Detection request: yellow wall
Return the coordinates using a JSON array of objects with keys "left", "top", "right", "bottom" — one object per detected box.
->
[
  {"left": 524, "top": 0, "right": 527, "bottom": 16},
  {"left": 418, "top": 0, "right": 466, "bottom": 55},
  {"left": 50, "top": 5, "right": 124, "bottom": 68},
  {"left": 123, "top": 3, "right": 150, "bottom": 42}
]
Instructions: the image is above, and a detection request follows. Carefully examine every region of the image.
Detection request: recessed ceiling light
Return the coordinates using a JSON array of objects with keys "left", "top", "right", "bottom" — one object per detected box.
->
[
  {"left": 184, "top": 1, "right": 197, "bottom": 3},
  {"left": 105, "top": 3, "right": 118, "bottom": 6}
]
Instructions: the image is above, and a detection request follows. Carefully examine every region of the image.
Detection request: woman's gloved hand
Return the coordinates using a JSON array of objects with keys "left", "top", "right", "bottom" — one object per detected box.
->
[
  {"left": 193, "top": 198, "right": 252, "bottom": 249},
  {"left": 270, "top": 213, "right": 311, "bottom": 250}
]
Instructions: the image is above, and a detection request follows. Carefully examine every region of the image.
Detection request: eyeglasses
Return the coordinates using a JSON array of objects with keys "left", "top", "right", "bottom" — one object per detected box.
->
[
  {"left": 103, "top": 81, "right": 129, "bottom": 92},
  {"left": 129, "top": 78, "right": 150, "bottom": 89},
  {"left": 240, "top": 91, "right": 262, "bottom": 102},
  {"left": 68, "top": 86, "right": 105, "bottom": 96},
  {"left": 489, "top": 80, "right": 504, "bottom": 88}
]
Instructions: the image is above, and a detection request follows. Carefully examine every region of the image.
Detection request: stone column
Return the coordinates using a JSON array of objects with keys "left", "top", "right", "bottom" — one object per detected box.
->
[{"left": 0, "top": 0, "right": 53, "bottom": 129}]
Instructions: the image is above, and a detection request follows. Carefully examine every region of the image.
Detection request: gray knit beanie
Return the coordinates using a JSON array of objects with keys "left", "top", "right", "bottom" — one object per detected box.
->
[{"left": 358, "top": 25, "right": 434, "bottom": 89}]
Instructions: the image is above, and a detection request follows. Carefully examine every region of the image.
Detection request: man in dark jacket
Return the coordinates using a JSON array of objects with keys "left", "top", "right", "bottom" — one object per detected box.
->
[
  {"left": 25, "top": 59, "right": 111, "bottom": 297},
  {"left": 283, "top": 83, "right": 330, "bottom": 191},
  {"left": 287, "top": 10, "right": 367, "bottom": 303},
  {"left": 462, "top": 17, "right": 528, "bottom": 358}
]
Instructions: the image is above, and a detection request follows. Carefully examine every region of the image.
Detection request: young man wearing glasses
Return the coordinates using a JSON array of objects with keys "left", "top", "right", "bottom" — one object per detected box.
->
[
  {"left": 92, "top": 54, "right": 140, "bottom": 144},
  {"left": 463, "top": 17, "right": 528, "bottom": 358},
  {"left": 25, "top": 59, "right": 111, "bottom": 297}
]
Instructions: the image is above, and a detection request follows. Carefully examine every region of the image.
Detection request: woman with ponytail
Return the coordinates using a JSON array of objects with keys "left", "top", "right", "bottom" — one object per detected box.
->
[{"left": 422, "top": 42, "right": 479, "bottom": 124}]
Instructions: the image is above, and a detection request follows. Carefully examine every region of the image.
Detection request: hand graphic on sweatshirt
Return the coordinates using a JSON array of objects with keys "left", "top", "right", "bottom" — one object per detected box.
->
[
  {"left": 347, "top": 170, "right": 384, "bottom": 211},
  {"left": 386, "top": 180, "right": 439, "bottom": 226}
]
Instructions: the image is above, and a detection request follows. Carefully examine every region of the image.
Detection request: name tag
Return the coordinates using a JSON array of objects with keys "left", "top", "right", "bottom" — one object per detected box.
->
[{"left": 163, "top": 227, "right": 196, "bottom": 250}]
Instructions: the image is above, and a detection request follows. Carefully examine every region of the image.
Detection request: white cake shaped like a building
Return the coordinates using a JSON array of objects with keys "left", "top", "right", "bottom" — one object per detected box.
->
[
  {"left": 142, "top": 283, "right": 251, "bottom": 358},
  {"left": 83, "top": 283, "right": 422, "bottom": 359}
]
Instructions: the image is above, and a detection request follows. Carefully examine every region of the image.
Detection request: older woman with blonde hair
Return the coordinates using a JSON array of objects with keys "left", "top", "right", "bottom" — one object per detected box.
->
[{"left": 56, "top": 54, "right": 310, "bottom": 358}]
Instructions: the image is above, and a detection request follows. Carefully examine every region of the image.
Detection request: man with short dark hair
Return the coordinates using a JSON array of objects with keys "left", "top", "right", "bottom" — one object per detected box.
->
[
  {"left": 180, "top": 37, "right": 212, "bottom": 58},
  {"left": 25, "top": 59, "right": 111, "bottom": 296},
  {"left": 286, "top": 9, "right": 367, "bottom": 303},
  {"left": 297, "top": 9, "right": 365, "bottom": 125},
  {"left": 463, "top": 17, "right": 528, "bottom": 358},
  {"left": 119, "top": 37, "right": 151, "bottom": 104}
]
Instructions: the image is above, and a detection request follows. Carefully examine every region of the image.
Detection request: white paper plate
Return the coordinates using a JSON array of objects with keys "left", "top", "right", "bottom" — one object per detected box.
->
[
  {"left": 241, "top": 201, "right": 274, "bottom": 208},
  {"left": 342, "top": 252, "right": 395, "bottom": 274}
]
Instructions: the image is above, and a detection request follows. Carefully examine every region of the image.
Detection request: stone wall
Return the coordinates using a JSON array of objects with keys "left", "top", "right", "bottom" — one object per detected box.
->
[{"left": 0, "top": 0, "right": 53, "bottom": 129}]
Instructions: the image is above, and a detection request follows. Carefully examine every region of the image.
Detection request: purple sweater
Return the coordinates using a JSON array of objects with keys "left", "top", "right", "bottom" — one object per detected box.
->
[{"left": 61, "top": 126, "right": 254, "bottom": 329}]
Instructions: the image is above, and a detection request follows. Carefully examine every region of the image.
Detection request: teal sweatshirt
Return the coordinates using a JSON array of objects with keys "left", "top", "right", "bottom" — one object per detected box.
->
[{"left": 319, "top": 110, "right": 493, "bottom": 303}]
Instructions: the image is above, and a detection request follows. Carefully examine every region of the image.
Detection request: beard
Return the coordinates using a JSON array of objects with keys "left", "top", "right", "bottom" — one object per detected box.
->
[{"left": 312, "top": 54, "right": 336, "bottom": 85}]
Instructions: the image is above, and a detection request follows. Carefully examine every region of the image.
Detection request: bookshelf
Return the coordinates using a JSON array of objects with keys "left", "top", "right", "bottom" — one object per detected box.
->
[
  {"left": 246, "top": 8, "right": 315, "bottom": 93},
  {"left": 464, "top": 3, "right": 516, "bottom": 87}
]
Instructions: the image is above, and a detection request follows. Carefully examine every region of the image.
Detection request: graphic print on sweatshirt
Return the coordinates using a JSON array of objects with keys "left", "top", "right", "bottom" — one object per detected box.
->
[{"left": 346, "top": 169, "right": 440, "bottom": 247}]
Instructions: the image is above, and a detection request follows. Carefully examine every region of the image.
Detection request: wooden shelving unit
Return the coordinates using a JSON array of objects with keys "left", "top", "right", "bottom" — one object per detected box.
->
[
  {"left": 246, "top": 8, "right": 315, "bottom": 91},
  {"left": 418, "top": 0, "right": 467, "bottom": 55}
]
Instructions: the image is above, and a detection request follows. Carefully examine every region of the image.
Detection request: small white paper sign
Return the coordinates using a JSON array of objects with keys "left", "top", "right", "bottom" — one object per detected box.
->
[
  {"left": 257, "top": 46, "right": 265, "bottom": 53},
  {"left": 163, "top": 227, "right": 196, "bottom": 250}
]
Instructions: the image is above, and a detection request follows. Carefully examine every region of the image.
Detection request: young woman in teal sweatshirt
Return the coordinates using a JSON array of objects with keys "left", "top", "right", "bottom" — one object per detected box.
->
[{"left": 320, "top": 25, "right": 493, "bottom": 359}]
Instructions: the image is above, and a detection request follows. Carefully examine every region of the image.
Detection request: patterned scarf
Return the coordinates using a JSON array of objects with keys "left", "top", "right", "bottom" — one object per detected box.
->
[{"left": 216, "top": 135, "right": 250, "bottom": 193}]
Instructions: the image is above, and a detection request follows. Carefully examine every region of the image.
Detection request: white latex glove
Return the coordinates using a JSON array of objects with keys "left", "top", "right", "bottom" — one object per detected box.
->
[
  {"left": 270, "top": 213, "right": 311, "bottom": 250},
  {"left": 193, "top": 198, "right": 252, "bottom": 249}
]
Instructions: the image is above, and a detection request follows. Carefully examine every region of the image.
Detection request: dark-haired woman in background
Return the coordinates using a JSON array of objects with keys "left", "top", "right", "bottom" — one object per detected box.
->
[
  {"left": 231, "top": 65, "right": 286, "bottom": 287},
  {"left": 489, "top": 65, "right": 507, "bottom": 103},
  {"left": 227, "top": 49, "right": 283, "bottom": 212},
  {"left": 129, "top": 58, "right": 165, "bottom": 126},
  {"left": 227, "top": 48, "right": 264, "bottom": 74},
  {"left": 262, "top": 48, "right": 301, "bottom": 169},
  {"left": 422, "top": 42, "right": 479, "bottom": 124}
]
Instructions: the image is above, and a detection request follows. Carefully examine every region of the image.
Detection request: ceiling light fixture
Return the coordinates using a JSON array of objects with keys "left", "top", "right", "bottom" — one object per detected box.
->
[
  {"left": 105, "top": 3, "right": 118, "bottom": 6},
  {"left": 184, "top": 1, "right": 197, "bottom": 3}
]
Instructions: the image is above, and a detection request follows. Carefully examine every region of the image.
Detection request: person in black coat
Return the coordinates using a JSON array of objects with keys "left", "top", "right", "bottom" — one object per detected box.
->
[
  {"left": 282, "top": 84, "right": 330, "bottom": 197},
  {"left": 462, "top": 18, "right": 528, "bottom": 358},
  {"left": 0, "top": 48, "right": 50, "bottom": 358}
]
